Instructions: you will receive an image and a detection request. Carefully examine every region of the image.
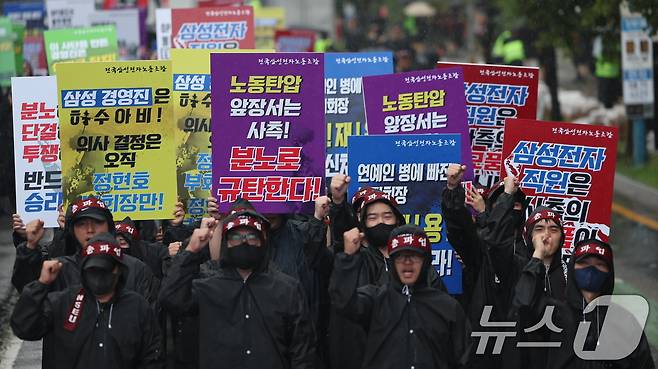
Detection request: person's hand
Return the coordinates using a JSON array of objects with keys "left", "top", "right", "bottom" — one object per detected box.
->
[
  {"left": 446, "top": 164, "right": 466, "bottom": 190},
  {"left": 532, "top": 232, "right": 552, "bottom": 260},
  {"left": 465, "top": 187, "right": 486, "bottom": 214},
  {"left": 57, "top": 204, "right": 65, "bottom": 229},
  {"left": 504, "top": 175, "right": 520, "bottom": 195},
  {"left": 168, "top": 242, "right": 182, "bottom": 257},
  {"left": 12, "top": 214, "right": 26, "bottom": 238},
  {"left": 38, "top": 260, "right": 62, "bottom": 285},
  {"left": 314, "top": 196, "right": 330, "bottom": 221},
  {"left": 170, "top": 201, "right": 185, "bottom": 227},
  {"left": 200, "top": 217, "right": 218, "bottom": 231},
  {"left": 26, "top": 219, "right": 45, "bottom": 250},
  {"left": 330, "top": 174, "right": 350, "bottom": 204},
  {"left": 187, "top": 227, "right": 214, "bottom": 254},
  {"left": 343, "top": 227, "right": 364, "bottom": 255},
  {"left": 207, "top": 196, "right": 221, "bottom": 220}
]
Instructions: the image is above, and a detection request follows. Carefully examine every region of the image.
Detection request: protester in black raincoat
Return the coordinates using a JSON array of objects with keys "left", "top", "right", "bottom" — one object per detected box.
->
[
  {"left": 159, "top": 203, "right": 317, "bottom": 369},
  {"left": 503, "top": 207, "right": 570, "bottom": 368},
  {"left": 11, "top": 197, "right": 156, "bottom": 304},
  {"left": 506, "top": 238, "right": 654, "bottom": 369},
  {"left": 441, "top": 165, "right": 530, "bottom": 369},
  {"left": 11, "top": 233, "right": 162, "bottom": 369},
  {"left": 512, "top": 206, "right": 569, "bottom": 308},
  {"left": 261, "top": 198, "right": 333, "bottom": 368},
  {"left": 327, "top": 175, "right": 447, "bottom": 369},
  {"left": 330, "top": 224, "right": 471, "bottom": 369},
  {"left": 115, "top": 217, "right": 169, "bottom": 280},
  {"left": 160, "top": 197, "right": 331, "bottom": 368}
]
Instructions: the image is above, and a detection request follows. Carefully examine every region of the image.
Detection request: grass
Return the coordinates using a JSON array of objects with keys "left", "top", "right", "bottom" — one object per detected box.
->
[{"left": 616, "top": 152, "right": 658, "bottom": 190}]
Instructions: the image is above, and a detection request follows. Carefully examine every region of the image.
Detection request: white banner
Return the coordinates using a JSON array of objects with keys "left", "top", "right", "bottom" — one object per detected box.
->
[
  {"left": 11, "top": 76, "right": 62, "bottom": 228},
  {"left": 620, "top": 4, "right": 654, "bottom": 111},
  {"left": 155, "top": 8, "right": 171, "bottom": 60},
  {"left": 90, "top": 8, "right": 141, "bottom": 60},
  {"left": 46, "top": 0, "right": 94, "bottom": 30}
]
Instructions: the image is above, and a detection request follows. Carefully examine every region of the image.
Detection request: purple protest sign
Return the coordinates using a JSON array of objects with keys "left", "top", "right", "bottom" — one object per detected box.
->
[
  {"left": 363, "top": 67, "right": 473, "bottom": 178},
  {"left": 211, "top": 53, "right": 325, "bottom": 213}
]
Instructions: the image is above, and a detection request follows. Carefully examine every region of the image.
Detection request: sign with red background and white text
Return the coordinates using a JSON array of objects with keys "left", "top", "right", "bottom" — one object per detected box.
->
[{"left": 501, "top": 119, "right": 618, "bottom": 254}]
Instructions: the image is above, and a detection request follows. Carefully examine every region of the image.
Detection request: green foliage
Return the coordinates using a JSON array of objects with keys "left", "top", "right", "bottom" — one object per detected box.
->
[{"left": 493, "top": 0, "right": 655, "bottom": 54}]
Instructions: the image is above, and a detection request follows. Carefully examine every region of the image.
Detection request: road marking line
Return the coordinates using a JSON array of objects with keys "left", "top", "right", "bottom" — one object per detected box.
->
[
  {"left": 0, "top": 335, "right": 22, "bottom": 369},
  {"left": 611, "top": 202, "right": 658, "bottom": 232}
]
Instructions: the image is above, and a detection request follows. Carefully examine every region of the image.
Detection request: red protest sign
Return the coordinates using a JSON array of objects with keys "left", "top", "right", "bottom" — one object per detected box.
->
[
  {"left": 171, "top": 6, "right": 255, "bottom": 50},
  {"left": 500, "top": 119, "right": 618, "bottom": 254},
  {"left": 437, "top": 62, "right": 539, "bottom": 188},
  {"left": 274, "top": 29, "right": 315, "bottom": 52}
]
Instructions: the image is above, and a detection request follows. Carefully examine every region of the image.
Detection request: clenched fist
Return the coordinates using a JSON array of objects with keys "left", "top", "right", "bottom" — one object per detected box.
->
[
  {"left": 343, "top": 227, "right": 364, "bottom": 255},
  {"left": 26, "top": 219, "right": 45, "bottom": 250},
  {"left": 446, "top": 164, "right": 466, "bottom": 190},
  {"left": 314, "top": 196, "right": 330, "bottom": 221},
  {"left": 39, "top": 260, "right": 63, "bottom": 285},
  {"left": 504, "top": 175, "right": 520, "bottom": 195},
  {"left": 330, "top": 174, "right": 350, "bottom": 205},
  {"left": 168, "top": 242, "right": 182, "bottom": 257}
]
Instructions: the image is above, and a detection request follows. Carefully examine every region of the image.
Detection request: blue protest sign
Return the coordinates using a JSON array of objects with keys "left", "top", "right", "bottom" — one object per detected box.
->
[
  {"left": 348, "top": 133, "right": 463, "bottom": 294},
  {"left": 324, "top": 52, "right": 393, "bottom": 179}
]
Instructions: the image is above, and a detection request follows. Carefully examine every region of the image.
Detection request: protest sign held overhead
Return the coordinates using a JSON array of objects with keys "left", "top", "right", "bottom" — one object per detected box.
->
[
  {"left": 254, "top": 7, "right": 285, "bottom": 50},
  {"left": 0, "top": 17, "right": 17, "bottom": 86},
  {"left": 12, "top": 76, "right": 62, "bottom": 227},
  {"left": 3, "top": 1, "right": 46, "bottom": 30},
  {"left": 44, "top": 25, "right": 118, "bottom": 73},
  {"left": 274, "top": 29, "right": 315, "bottom": 52},
  {"left": 363, "top": 67, "right": 474, "bottom": 180},
  {"left": 348, "top": 133, "right": 463, "bottom": 294},
  {"left": 324, "top": 52, "right": 394, "bottom": 178},
  {"left": 172, "top": 48, "right": 212, "bottom": 225},
  {"left": 57, "top": 60, "right": 177, "bottom": 220},
  {"left": 437, "top": 62, "right": 539, "bottom": 188},
  {"left": 211, "top": 52, "right": 325, "bottom": 213},
  {"left": 45, "top": 0, "right": 94, "bottom": 29},
  {"left": 171, "top": 6, "right": 255, "bottom": 50},
  {"left": 89, "top": 8, "right": 141, "bottom": 60},
  {"left": 501, "top": 119, "right": 618, "bottom": 254},
  {"left": 155, "top": 8, "right": 171, "bottom": 60}
]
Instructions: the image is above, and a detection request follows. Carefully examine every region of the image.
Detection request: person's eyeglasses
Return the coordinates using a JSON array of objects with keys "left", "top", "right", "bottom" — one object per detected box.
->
[
  {"left": 394, "top": 254, "right": 423, "bottom": 263},
  {"left": 227, "top": 232, "right": 260, "bottom": 245}
]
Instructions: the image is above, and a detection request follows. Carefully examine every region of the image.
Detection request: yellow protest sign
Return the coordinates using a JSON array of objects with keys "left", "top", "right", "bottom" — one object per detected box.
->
[
  {"left": 255, "top": 7, "right": 285, "bottom": 50},
  {"left": 172, "top": 49, "right": 273, "bottom": 224},
  {"left": 57, "top": 60, "right": 176, "bottom": 220}
]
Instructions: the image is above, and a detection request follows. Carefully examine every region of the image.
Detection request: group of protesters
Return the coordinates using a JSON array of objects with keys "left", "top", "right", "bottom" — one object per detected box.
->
[{"left": 7, "top": 164, "right": 655, "bottom": 369}]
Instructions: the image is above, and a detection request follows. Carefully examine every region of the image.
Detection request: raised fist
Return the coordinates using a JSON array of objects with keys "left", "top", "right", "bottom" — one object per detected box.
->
[
  {"left": 343, "top": 227, "right": 364, "bottom": 255},
  {"left": 38, "top": 260, "right": 63, "bottom": 285},
  {"left": 446, "top": 164, "right": 466, "bottom": 190},
  {"left": 26, "top": 219, "right": 45, "bottom": 250},
  {"left": 330, "top": 174, "right": 351, "bottom": 204},
  {"left": 503, "top": 175, "right": 520, "bottom": 195},
  {"left": 314, "top": 196, "right": 330, "bottom": 221}
]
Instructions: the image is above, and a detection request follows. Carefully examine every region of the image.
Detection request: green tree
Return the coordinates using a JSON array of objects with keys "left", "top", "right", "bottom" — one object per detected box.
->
[{"left": 493, "top": 0, "right": 655, "bottom": 120}]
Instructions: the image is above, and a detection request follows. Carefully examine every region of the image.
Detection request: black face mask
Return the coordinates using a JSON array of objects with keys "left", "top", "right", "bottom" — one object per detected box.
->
[
  {"left": 82, "top": 269, "right": 118, "bottom": 296},
  {"left": 364, "top": 223, "right": 396, "bottom": 248},
  {"left": 225, "top": 243, "right": 265, "bottom": 269}
]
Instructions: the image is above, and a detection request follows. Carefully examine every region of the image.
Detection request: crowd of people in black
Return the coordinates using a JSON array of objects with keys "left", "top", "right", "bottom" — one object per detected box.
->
[{"left": 7, "top": 165, "right": 656, "bottom": 369}]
